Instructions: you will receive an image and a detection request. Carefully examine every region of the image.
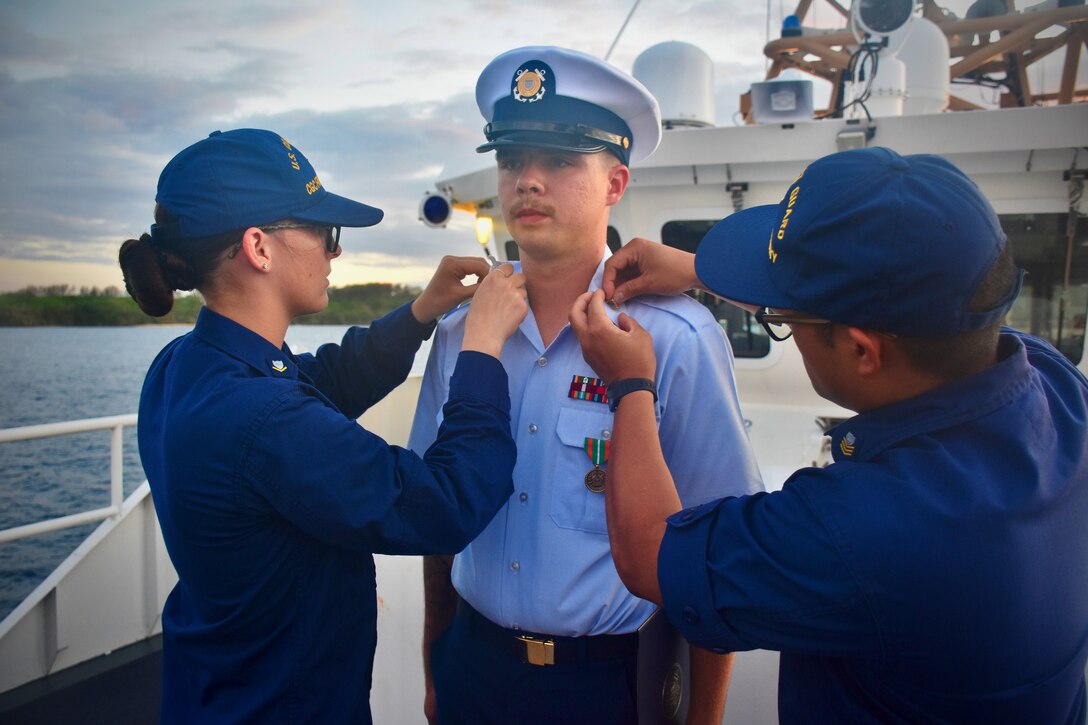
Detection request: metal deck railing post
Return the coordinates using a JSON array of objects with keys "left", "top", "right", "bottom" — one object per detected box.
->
[
  {"left": 110, "top": 422, "right": 124, "bottom": 517},
  {"left": 0, "top": 415, "right": 138, "bottom": 544}
]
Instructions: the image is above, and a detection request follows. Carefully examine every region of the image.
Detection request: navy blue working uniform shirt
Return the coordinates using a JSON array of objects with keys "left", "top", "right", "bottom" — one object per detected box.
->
[
  {"left": 139, "top": 304, "right": 515, "bottom": 724},
  {"left": 659, "top": 331, "right": 1088, "bottom": 723}
]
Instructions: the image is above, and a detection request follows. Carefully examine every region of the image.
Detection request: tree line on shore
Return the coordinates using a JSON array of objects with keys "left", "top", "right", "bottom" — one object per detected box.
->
[{"left": 0, "top": 283, "right": 420, "bottom": 326}]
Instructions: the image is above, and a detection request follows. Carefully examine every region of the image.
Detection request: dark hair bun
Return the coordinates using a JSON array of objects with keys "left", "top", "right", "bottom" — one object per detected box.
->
[{"left": 119, "top": 234, "right": 174, "bottom": 317}]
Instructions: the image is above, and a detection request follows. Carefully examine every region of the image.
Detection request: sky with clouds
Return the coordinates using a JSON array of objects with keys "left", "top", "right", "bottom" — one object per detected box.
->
[{"left": 0, "top": 0, "right": 1045, "bottom": 293}]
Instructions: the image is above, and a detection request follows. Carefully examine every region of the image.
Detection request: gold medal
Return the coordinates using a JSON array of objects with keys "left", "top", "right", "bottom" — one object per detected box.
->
[
  {"left": 585, "top": 466, "right": 606, "bottom": 493},
  {"left": 583, "top": 437, "right": 609, "bottom": 494}
]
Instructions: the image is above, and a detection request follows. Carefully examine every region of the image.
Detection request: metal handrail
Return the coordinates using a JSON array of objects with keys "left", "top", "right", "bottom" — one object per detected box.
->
[{"left": 0, "top": 414, "right": 138, "bottom": 544}]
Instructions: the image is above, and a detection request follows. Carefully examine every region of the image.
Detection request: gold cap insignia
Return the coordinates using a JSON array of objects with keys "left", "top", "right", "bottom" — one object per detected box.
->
[{"left": 513, "top": 68, "right": 546, "bottom": 103}]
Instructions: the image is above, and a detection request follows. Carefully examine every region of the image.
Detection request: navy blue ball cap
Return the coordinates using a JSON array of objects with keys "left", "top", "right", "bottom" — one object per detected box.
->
[
  {"left": 475, "top": 46, "right": 662, "bottom": 166},
  {"left": 152, "top": 129, "right": 382, "bottom": 242},
  {"left": 695, "top": 147, "right": 1022, "bottom": 337}
]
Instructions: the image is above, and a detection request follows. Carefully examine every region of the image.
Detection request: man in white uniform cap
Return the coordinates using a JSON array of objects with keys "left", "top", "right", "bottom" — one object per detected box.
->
[{"left": 409, "top": 45, "right": 763, "bottom": 724}]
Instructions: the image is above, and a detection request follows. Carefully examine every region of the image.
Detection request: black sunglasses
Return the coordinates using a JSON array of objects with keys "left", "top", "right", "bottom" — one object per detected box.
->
[
  {"left": 754, "top": 308, "right": 833, "bottom": 342},
  {"left": 260, "top": 223, "right": 341, "bottom": 254}
]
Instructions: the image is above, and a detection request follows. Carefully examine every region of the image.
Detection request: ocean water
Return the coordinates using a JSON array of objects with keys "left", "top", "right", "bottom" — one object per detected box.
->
[{"left": 0, "top": 323, "right": 367, "bottom": 620}]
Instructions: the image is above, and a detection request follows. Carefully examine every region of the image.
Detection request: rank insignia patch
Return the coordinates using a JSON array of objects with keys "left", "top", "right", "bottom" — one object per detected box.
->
[
  {"left": 839, "top": 431, "right": 856, "bottom": 457},
  {"left": 569, "top": 375, "right": 608, "bottom": 405},
  {"left": 271, "top": 360, "right": 288, "bottom": 373}
]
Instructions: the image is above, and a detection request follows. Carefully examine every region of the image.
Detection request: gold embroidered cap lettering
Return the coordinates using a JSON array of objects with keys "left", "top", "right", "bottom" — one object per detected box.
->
[
  {"left": 769, "top": 170, "right": 805, "bottom": 264},
  {"left": 777, "top": 185, "right": 801, "bottom": 241}
]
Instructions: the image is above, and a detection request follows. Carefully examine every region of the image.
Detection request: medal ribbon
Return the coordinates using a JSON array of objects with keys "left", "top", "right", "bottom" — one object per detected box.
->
[
  {"left": 569, "top": 375, "right": 609, "bottom": 405},
  {"left": 583, "top": 437, "right": 610, "bottom": 466}
]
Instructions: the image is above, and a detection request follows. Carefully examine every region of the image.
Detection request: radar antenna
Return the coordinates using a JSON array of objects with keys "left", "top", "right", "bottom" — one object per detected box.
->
[{"left": 604, "top": 0, "right": 643, "bottom": 61}]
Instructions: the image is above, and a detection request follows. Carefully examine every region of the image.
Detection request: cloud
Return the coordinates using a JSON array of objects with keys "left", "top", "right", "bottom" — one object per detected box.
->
[
  {"left": 0, "top": 61, "right": 486, "bottom": 271},
  {"left": 0, "top": 13, "right": 70, "bottom": 66},
  {"left": 250, "top": 95, "right": 490, "bottom": 262},
  {"left": 0, "top": 69, "right": 275, "bottom": 256},
  {"left": 1, "top": 0, "right": 1013, "bottom": 292},
  {"left": 0, "top": 0, "right": 800, "bottom": 291}
]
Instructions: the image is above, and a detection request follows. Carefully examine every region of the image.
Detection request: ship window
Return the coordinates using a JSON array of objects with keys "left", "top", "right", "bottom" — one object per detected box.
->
[
  {"left": 661, "top": 220, "right": 771, "bottom": 359},
  {"left": 1002, "top": 213, "right": 1087, "bottom": 365}
]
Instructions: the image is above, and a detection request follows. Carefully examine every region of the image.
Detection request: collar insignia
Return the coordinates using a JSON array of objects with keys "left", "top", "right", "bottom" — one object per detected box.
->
[
  {"left": 271, "top": 360, "right": 288, "bottom": 373},
  {"left": 839, "top": 431, "right": 856, "bottom": 457}
]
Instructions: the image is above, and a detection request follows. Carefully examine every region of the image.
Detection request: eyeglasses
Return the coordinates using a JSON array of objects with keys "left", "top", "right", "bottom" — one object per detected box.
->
[
  {"left": 260, "top": 223, "right": 341, "bottom": 254},
  {"left": 754, "top": 307, "right": 832, "bottom": 341}
]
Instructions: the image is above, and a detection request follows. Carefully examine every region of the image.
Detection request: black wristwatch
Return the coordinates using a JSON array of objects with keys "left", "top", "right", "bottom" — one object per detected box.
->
[{"left": 607, "top": 378, "right": 658, "bottom": 412}]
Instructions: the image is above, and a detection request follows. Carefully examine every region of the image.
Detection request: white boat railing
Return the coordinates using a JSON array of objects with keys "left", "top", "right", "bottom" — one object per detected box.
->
[{"left": 0, "top": 414, "right": 137, "bottom": 544}]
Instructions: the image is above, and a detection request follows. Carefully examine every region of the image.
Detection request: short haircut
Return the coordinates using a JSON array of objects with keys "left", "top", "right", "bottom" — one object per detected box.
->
[{"left": 895, "top": 241, "right": 1017, "bottom": 380}]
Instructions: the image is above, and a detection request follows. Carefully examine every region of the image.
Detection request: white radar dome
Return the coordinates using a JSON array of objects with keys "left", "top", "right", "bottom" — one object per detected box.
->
[{"left": 632, "top": 41, "right": 716, "bottom": 128}]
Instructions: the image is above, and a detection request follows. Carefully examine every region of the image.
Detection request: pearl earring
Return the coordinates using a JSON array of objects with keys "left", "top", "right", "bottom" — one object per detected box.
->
[{"left": 262, "top": 264, "right": 268, "bottom": 270}]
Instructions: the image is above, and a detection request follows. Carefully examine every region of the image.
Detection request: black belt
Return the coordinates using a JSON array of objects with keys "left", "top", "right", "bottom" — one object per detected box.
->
[{"left": 457, "top": 598, "right": 639, "bottom": 666}]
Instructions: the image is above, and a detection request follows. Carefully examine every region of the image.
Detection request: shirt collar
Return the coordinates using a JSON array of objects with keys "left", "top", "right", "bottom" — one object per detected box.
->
[
  {"left": 589, "top": 249, "right": 625, "bottom": 325},
  {"left": 513, "top": 247, "right": 624, "bottom": 336},
  {"left": 828, "top": 333, "right": 1031, "bottom": 462},
  {"left": 192, "top": 307, "right": 301, "bottom": 380}
]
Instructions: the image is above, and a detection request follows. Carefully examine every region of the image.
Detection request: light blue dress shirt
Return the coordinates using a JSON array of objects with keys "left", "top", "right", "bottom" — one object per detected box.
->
[{"left": 409, "top": 256, "right": 763, "bottom": 636}]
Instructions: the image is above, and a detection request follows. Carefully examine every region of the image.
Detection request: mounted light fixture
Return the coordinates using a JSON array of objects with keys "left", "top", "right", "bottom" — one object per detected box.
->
[
  {"left": 419, "top": 190, "right": 453, "bottom": 228},
  {"left": 851, "top": 0, "right": 916, "bottom": 40}
]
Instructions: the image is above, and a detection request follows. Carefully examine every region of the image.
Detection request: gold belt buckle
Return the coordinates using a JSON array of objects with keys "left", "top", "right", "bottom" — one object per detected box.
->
[{"left": 517, "top": 635, "right": 555, "bottom": 666}]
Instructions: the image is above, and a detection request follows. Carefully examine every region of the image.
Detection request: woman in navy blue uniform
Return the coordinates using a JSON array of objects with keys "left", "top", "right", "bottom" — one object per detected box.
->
[{"left": 118, "top": 128, "right": 527, "bottom": 723}]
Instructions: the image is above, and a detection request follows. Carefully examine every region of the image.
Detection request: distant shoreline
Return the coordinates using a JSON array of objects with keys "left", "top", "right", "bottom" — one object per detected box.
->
[{"left": 0, "top": 283, "right": 419, "bottom": 327}]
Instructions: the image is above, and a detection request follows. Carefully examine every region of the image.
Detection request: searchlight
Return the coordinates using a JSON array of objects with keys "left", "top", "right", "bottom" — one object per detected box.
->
[{"left": 419, "top": 190, "right": 453, "bottom": 228}]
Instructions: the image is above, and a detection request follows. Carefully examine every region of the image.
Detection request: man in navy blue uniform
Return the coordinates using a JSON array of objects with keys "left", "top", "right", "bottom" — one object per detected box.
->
[{"left": 571, "top": 146, "right": 1088, "bottom": 723}]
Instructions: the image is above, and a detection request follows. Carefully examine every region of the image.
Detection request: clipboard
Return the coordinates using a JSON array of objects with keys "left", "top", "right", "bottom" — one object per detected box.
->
[{"left": 636, "top": 608, "right": 690, "bottom": 724}]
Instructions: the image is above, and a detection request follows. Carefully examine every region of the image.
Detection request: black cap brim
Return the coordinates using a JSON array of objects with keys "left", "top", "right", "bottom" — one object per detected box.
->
[{"left": 476, "top": 132, "right": 609, "bottom": 156}]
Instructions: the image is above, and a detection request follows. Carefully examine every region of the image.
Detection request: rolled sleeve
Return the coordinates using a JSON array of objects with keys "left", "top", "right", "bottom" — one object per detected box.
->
[
  {"left": 658, "top": 481, "right": 882, "bottom": 659},
  {"left": 658, "top": 501, "right": 747, "bottom": 651},
  {"left": 447, "top": 350, "right": 509, "bottom": 413}
]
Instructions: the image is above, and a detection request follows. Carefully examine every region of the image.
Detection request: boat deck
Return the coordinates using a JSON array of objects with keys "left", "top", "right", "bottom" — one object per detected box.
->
[{"left": 0, "top": 635, "right": 161, "bottom": 724}]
